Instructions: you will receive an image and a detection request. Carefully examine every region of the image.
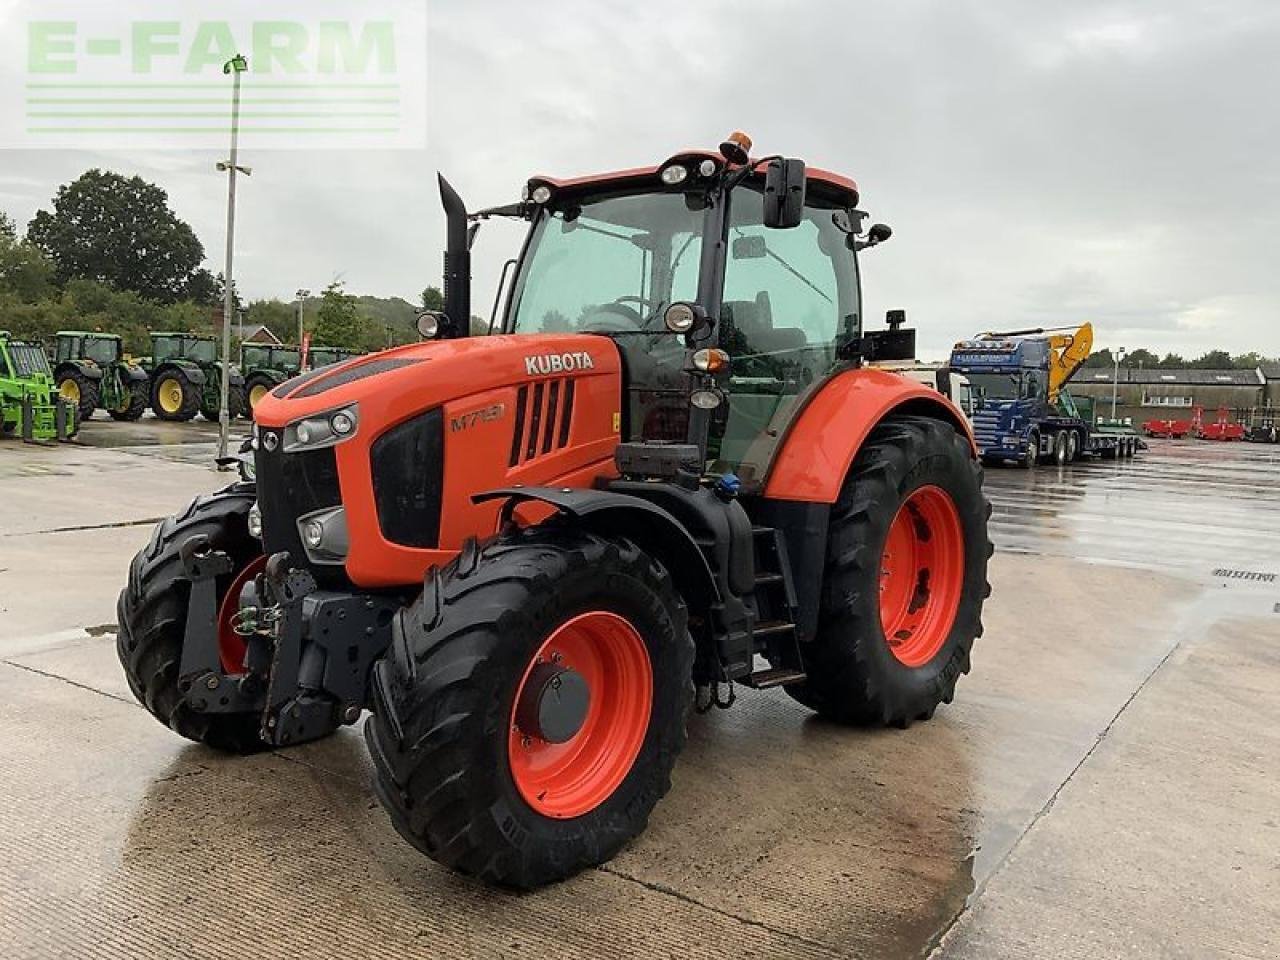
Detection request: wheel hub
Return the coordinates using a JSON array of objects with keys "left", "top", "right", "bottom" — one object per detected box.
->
[{"left": 515, "top": 663, "right": 590, "bottom": 743}]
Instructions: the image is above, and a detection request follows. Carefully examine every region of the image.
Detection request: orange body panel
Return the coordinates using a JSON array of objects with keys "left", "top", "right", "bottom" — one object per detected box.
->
[
  {"left": 253, "top": 335, "right": 622, "bottom": 588},
  {"left": 763, "top": 368, "right": 976, "bottom": 504}
]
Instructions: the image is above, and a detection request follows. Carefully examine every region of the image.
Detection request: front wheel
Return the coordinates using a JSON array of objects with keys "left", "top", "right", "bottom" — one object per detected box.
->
[
  {"left": 151, "top": 369, "right": 199, "bottom": 421},
  {"left": 366, "top": 528, "right": 694, "bottom": 888},
  {"left": 116, "top": 487, "right": 272, "bottom": 752},
  {"left": 108, "top": 379, "right": 149, "bottom": 421},
  {"left": 787, "top": 416, "right": 992, "bottom": 726},
  {"left": 1023, "top": 431, "right": 1039, "bottom": 469}
]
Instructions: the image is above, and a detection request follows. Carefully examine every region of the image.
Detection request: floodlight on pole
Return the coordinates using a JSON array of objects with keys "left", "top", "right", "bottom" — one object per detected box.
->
[
  {"left": 216, "top": 54, "right": 248, "bottom": 470},
  {"left": 1111, "top": 347, "right": 1127, "bottom": 419},
  {"left": 296, "top": 288, "right": 311, "bottom": 346}
]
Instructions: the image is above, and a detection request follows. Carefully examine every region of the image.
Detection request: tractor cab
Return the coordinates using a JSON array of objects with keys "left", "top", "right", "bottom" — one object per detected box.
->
[
  {"left": 446, "top": 135, "right": 915, "bottom": 489},
  {"left": 151, "top": 332, "right": 217, "bottom": 365},
  {"left": 54, "top": 331, "right": 122, "bottom": 367}
]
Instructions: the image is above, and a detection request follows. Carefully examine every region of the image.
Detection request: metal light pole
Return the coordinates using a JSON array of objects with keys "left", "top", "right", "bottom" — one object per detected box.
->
[
  {"left": 1111, "top": 347, "right": 1127, "bottom": 419},
  {"left": 295, "top": 288, "right": 310, "bottom": 345},
  {"left": 216, "top": 53, "right": 250, "bottom": 469}
]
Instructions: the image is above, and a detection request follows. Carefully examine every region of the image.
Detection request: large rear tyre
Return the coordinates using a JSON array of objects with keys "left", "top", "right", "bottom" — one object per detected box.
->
[
  {"left": 108, "top": 380, "right": 149, "bottom": 421},
  {"left": 151, "top": 369, "right": 199, "bottom": 422},
  {"left": 116, "top": 487, "right": 271, "bottom": 753},
  {"left": 367, "top": 528, "right": 694, "bottom": 888},
  {"left": 244, "top": 375, "right": 274, "bottom": 417},
  {"left": 787, "top": 416, "right": 992, "bottom": 727},
  {"left": 57, "top": 370, "right": 99, "bottom": 422}
]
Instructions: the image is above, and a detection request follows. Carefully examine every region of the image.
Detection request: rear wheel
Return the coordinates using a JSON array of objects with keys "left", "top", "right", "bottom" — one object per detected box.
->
[
  {"left": 787, "top": 416, "right": 992, "bottom": 726},
  {"left": 116, "top": 487, "right": 270, "bottom": 753},
  {"left": 57, "top": 370, "right": 99, "bottom": 422},
  {"left": 244, "top": 375, "right": 274, "bottom": 417},
  {"left": 367, "top": 528, "right": 693, "bottom": 888},
  {"left": 108, "top": 379, "right": 149, "bottom": 421},
  {"left": 151, "top": 369, "right": 199, "bottom": 421},
  {"left": 1066, "top": 430, "right": 1080, "bottom": 462}
]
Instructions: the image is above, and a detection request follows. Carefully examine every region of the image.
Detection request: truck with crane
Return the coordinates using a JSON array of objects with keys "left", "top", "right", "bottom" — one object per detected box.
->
[{"left": 949, "top": 323, "right": 1139, "bottom": 466}]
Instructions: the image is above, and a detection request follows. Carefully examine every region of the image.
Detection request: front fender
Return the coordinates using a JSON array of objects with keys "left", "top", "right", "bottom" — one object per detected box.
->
[
  {"left": 472, "top": 486, "right": 720, "bottom": 615},
  {"left": 121, "top": 363, "right": 149, "bottom": 383},
  {"left": 763, "top": 367, "right": 976, "bottom": 503}
]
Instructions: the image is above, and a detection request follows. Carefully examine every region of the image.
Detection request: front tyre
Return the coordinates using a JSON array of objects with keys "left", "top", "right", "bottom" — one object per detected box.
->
[
  {"left": 366, "top": 528, "right": 694, "bottom": 888},
  {"left": 788, "top": 416, "right": 992, "bottom": 726},
  {"left": 58, "top": 370, "right": 99, "bottom": 422},
  {"left": 152, "top": 369, "right": 199, "bottom": 421},
  {"left": 116, "top": 487, "right": 270, "bottom": 753},
  {"left": 109, "top": 379, "right": 149, "bottom": 421}
]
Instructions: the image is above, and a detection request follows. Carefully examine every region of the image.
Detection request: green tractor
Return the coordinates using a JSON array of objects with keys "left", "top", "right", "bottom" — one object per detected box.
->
[
  {"left": 240, "top": 342, "right": 302, "bottom": 416},
  {"left": 307, "top": 345, "right": 363, "bottom": 370},
  {"left": 1, "top": 331, "right": 77, "bottom": 442},
  {"left": 140, "top": 332, "right": 246, "bottom": 423},
  {"left": 51, "top": 331, "right": 150, "bottom": 422}
]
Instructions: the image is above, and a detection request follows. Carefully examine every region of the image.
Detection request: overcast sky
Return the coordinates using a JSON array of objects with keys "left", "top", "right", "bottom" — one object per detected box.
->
[{"left": 1, "top": 0, "right": 1277, "bottom": 360}]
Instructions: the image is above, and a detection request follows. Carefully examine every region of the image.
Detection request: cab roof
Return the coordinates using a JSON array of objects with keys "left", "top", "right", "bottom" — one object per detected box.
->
[
  {"left": 56, "top": 330, "right": 120, "bottom": 339},
  {"left": 530, "top": 149, "right": 860, "bottom": 207}
]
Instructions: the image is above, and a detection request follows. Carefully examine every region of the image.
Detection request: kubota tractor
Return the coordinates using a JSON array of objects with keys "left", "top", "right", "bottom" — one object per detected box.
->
[{"left": 117, "top": 134, "right": 992, "bottom": 889}]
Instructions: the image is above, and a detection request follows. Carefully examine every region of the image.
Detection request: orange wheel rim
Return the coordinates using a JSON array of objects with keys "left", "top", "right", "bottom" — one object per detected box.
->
[
  {"left": 508, "top": 611, "right": 652, "bottom": 819},
  {"left": 879, "top": 485, "right": 965, "bottom": 668},
  {"left": 216, "top": 555, "right": 266, "bottom": 674}
]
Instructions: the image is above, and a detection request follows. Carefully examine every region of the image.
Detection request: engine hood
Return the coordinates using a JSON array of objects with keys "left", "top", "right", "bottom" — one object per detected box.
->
[{"left": 252, "top": 333, "right": 621, "bottom": 431}]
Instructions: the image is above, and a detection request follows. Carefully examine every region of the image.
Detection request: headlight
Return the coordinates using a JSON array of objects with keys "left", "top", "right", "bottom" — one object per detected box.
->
[
  {"left": 661, "top": 164, "right": 689, "bottom": 185},
  {"left": 283, "top": 403, "right": 359, "bottom": 453},
  {"left": 296, "top": 506, "right": 348, "bottom": 565},
  {"left": 531, "top": 184, "right": 552, "bottom": 204},
  {"left": 664, "top": 303, "right": 696, "bottom": 334}
]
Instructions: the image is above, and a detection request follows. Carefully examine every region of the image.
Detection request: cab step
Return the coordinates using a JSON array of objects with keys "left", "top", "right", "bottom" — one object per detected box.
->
[{"left": 741, "top": 667, "right": 807, "bottom": 689}]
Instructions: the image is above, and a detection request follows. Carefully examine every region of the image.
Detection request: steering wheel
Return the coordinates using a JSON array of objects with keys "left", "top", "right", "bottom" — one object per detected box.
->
[{"left": 580, "top": 298, "right": 649, "bottom": 331}]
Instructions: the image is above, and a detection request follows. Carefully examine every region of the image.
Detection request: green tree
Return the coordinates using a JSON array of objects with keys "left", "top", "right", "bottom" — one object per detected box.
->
[
  {"left": 312, "top": 281, "right": 363, "bottom": 348},
  {"left": 0, "top": 213, "right": 56, "bottom": 302},
  {"left": 1158, "top": 353, "right": 1185, "bottom": 368},
  {"left": 27, "top": 169, "right": 207, "bottom": 303},
  {"left": 1125, "top": 348, "right": 1159, "bottom": 369},
  {"left": 247, "top": 299, "right": 302, "bottom": 345},
  {"left": 421, "top": 285, "right": 444, "bottom": 311},
  {"left": 1190, "top": 349, "right": 1232, "bottom": 369}
]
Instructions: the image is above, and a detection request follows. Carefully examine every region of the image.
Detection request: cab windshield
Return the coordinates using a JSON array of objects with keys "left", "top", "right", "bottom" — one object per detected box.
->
[
  {"left": 508, "top": 191, "right": 705, "bottom": 335},
  {"left": 966, "top": 372, "right": 1021, "bottom": 402},
  {"left": 85, "top": 337, "right": 119, "bottom": 365}
]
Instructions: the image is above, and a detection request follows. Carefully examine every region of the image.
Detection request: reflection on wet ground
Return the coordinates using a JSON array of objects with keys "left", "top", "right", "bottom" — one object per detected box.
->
[
  {"left": 1, "top": 430, "right": 1277, "bottom": 958},
  {"left": 986, "top": 439, "right": 1280, "bottom": 576}
]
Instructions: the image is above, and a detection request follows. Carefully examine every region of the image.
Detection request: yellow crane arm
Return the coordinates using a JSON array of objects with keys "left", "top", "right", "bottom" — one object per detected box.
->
[{"left": 1046, "top": 322, "right": 1093, "bottom": 401}]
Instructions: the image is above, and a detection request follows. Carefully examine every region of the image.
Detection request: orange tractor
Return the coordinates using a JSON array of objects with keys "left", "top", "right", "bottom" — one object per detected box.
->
[{"left": 117, "top": 134, "right": 992, "bottom": 888}]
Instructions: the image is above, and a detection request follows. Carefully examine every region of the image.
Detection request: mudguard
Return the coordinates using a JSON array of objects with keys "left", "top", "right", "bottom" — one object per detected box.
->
[
  {"left": 159, "top": 360, "right": 207, "bottom": 386},
  {"left": 473, "top": 486, "right": 719, "bottom": 614},
  {"left": 763, "top": 367, "right": 976, "bottom": 504},
  {"left": 58, "top": 360, "right": 103, "bottom": 381},
  {"left": 120, "top": 363, "right": 149, "bottom": 383}
]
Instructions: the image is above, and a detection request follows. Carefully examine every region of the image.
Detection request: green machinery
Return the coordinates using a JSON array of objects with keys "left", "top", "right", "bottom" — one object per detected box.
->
[
  {"left": 239, "top": 342, "right": 302, "bottom": 415},
  {"left": 1, "top": 331, "right": 77, "bottom": 442},
  {"left": 307, "top": 345, "right": 363, "bottom": 370},
  {"left": 139, "top": 332, "right": 246, "bottom": 423},
  {"left": 51, "top": 331, "right": 150, "bottom": 422}
]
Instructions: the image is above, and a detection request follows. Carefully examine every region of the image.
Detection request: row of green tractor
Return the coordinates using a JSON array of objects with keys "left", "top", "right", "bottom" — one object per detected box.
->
[{"left": 48, "top": 332, "right": 362, "bottom": 425}]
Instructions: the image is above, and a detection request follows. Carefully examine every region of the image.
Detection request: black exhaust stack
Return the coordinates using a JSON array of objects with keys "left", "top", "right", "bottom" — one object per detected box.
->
[{"left": 438, "top": 173, "right": 471, "bottom": 338}]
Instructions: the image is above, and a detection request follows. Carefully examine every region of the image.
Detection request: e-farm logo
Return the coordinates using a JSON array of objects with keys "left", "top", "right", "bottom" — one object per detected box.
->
[{"left": 4, "top": 1, "right": 426, "bottom": 149}]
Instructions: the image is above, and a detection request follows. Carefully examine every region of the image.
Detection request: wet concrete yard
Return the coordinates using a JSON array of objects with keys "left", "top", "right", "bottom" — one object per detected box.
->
[{"left": 1, "top": 422, "right": 1278, "bottom": 958}]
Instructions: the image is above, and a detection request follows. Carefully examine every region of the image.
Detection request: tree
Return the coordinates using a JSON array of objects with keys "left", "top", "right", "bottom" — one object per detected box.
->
[
  {"left": 421, "top": 285, "right": 444, "bottom": 311},
  {"left": 27, "top": 169, "right": 207, "bottom": 303},
  {"left": 1158, "top": 353, "right": 1185, "bottom": 368},
  {"left": 1125, "top": 348, "right": 1159, "bottom": 369},
  {"left": 1085, "top": 347, "right": 1114, "bottom": 369},
  {"left": 1190, "top": 349, "right": 1232, "bottom": 369},
  {"left": 0, "top": 213, "right": 56, "bottom": 302},
  {"left": 247, "top": 299, "right": 302, "bottom": 345},
  {"left": 312, "top": 281, "right": 363, "bottom": 348}
]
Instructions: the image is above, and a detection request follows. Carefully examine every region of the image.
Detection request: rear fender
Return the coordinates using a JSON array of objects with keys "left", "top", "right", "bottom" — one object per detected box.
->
[
  {"left": 120, "top": 363, "right": 149, "bottom": 383},
  {"left": 57, "top": 360, "right": 103, "bottom": 381},
  {"left": 472, "top": 486, "right": 719, "bottom": 616},
  {"left": 158, "top": 361, "right": 207, "bottom": 387},
  {"left": 763, "top": 367, "right": 976, "bottom": 503}
]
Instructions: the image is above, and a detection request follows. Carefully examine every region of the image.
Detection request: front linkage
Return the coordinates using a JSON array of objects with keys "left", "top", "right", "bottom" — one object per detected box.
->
[{"left": 175, "top": 537, "right": 398, "bottom": 746}]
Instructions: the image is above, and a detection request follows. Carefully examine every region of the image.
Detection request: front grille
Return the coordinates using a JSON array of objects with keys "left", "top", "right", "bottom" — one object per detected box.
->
[
  {"left": 509, "top": 379, "right": 575, "bottom": 467},
  {"left": 370, "top": 408, "right": 444, "bottom": 549},
  {"left": 255, "top": 436, "right": 341, "bottom": 564}
]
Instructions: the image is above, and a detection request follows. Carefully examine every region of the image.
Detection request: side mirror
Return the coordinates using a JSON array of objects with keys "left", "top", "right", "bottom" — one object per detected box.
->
[
  {"left": 886, "top": 309, "right": 907, "bottom": 330},
  {"left": 763, "top": 158, "right": 806, "bottom": 229},
  {"left": 416, "top": 310, "right": 449, "bottom": 340},
  {"left": 855, "top": 222, "right": 893, "bottom": 251},
  {"left": 731, "top": 235, "right": 767, "bottom": 260}
]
